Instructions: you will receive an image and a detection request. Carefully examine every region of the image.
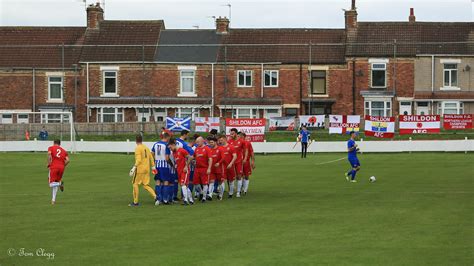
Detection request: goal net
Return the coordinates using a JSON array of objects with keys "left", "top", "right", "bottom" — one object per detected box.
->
[{"left": 0, "top": 111, "right": 77, "bottom": 153}]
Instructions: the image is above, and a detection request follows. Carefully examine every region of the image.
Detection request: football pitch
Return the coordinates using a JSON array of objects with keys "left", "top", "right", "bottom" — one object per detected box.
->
[{"left": 0, "top": 152, "right": 472, "bottom": 265}]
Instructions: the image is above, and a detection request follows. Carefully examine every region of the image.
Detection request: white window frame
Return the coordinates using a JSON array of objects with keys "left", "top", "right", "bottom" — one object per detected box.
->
[
  {"left": 101, "top": 71, "right": 119, "bottom": 97},
  {"left": 237, "top": 70, "right": 253, "bottom": 87},
  {"left": 232, "top": 108, "right": 258, "bottom": 118},
  {"left": 47, "top": 75, "right": 64, "bottom": 102},
  {"left": 17, "top": 114, "right": 29, "bottom": 124},
  {"left": 178, "top": 67, "right": 197, "bottom": 97},
  {"left": 441, "top": 63, "right": 460, "bottom": 90},
  {"left": 176, "top": 107, "right": 199, "bottom": 119},
  {"left": 264, "top": 108, "right": 281, "bottom": 119},
  {"left": 97, "top": 107, "right": 124, "bottom": 123},
  {"left": 364, "top": 100, "right": 392, "bottom": 117},
  {"left": 40, "top": 110, "right": 71, "bottom": 124},
  {"left": 370, "top": 63, "right": 387, "bottom": 88},
  {"left": 264, "top": 70, "right": 279, "bottom": 87},
  {"left": 437, "top": 101, "right": 464, "bottom": 115},
  {"left": 1, "top": 113, "right": 13, "bottom": 124}
]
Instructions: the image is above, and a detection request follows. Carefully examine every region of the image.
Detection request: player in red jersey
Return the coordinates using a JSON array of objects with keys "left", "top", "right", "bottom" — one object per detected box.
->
[
  {"left": 207, "top": 136, "right": 224, "bottom": 200},
  {"left": 47, "top": 139, "right": 70, "bottom": 205},
  {"left": 193, "top": 137, "right": 213, "bottom": 203},
  {"left": 228, "top": 128, "right": 246, "bottom": 197},
  {"left": 218, "top": 134, "right": 237, "bottom": 199},
  {"left": 239, "top": 132, "right": 255, "bottom": 195},
  {"left": 168, "top": 138, "right": 194, "bottom": 205}
]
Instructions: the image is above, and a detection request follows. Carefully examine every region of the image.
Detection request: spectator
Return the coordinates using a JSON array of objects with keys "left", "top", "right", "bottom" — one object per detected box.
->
[{"left": 39, "top": 126, "right": 49, "bottom": 141}]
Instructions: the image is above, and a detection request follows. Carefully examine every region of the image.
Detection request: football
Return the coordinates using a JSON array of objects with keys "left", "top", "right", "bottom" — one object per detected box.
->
[{"left": 369, "top": 176, "right": 376, "bottom": 182}]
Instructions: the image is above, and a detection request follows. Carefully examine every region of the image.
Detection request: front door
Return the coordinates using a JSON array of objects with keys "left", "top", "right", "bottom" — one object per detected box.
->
[
  {"left": 399, "top": 101, "right": 412, "bottom": 115},
  {"left": 416, "top": 102, "right": 430, "bottom": 115}
]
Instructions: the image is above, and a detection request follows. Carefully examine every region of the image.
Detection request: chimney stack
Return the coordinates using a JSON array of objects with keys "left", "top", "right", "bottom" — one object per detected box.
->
[
  {"left": 345, "top": 0, "right": 358, "bottom": 30},
  {"left": 87, "top": 2, "right": 104, "bottom": 29},
  {"left": 409, "top": 8, "right": 416, "bottom": 23},
  {"left": 216, "top": 17, "right": 230, "bottom": 34}
]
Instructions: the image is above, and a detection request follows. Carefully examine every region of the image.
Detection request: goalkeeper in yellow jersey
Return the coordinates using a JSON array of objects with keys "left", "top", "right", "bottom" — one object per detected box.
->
[{"left": 128, "top": 135, "right": 158, "bottom": 207}]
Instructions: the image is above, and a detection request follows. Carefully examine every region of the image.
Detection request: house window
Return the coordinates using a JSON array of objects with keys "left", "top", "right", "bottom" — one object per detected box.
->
[
  {"left": 264, "top": 108, "right": 281, "bottom": 119},
  {"left": 264, "top": 70, "right": 278, "bottom": 87},
  {"left": 237, "top": 70, "right": 252, "bottom": 87},
  {"left": 177, "top": 108, "right": 193, "bottom": 118},
  {"left": 48, "top": 76, "right": 63, "bottom": 101},
  {"left": 233, "top": 108, "right": 258, "bottom": 118},
  {"left": 40, "top": 112, "right": 70, "bottom": 124},
  {"left": 285, "top": 108, "right": 298, "bottom": 117},
  {"left": 98, "top": 108, "right": 123, "bottom": 123},
  {"left": 103, "top": 71, "right": 118, "bottom": 95},
  {"left": 17, "top": 114, "right": 29, "bottom": 124},
  {"left": 1, "top": 114, "right": 13, "bottom": 124},
  {"left": 443, "top": 64, "right": 458, "bottom": 88},
  {"left": 365, "top": 101, "right": 391, "bottom": 117},
  {"left": 371, "top": 63, "right": 387, "bottom": 88},
  {"left": 311, "top": 71, "right": 326, "bottom": 94},
  {"left": 179, "top": 70, "right": 196, "bottom": 96},
  {"left": 438, "top": 101, "right": 463, "bottom": 115}
]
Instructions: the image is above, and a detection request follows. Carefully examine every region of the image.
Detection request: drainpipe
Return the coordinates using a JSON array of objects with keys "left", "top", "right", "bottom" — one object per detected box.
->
[
  {"left": 261, "top": 63, "right": 264, "bottom": 98},
  {"left": 211, "top": 63, "right": 215, "bottom": 117},
  {"left": 32, "top": 68, "right": 36, "bottom": 114},
  {"left": 86, "top": 62, "right": 90, "bottom": 123},
  {"left": 299, "top": 64, "right": 303, "bottom": 115},
  {"left": 352, "top": 60, "right": 356, "bottom": 115},
  {"left": 431, "top": 55, "right": 435, "bottom": 114}
]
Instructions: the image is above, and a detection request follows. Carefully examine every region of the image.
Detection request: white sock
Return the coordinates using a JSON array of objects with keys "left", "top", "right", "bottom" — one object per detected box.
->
[
  {"left": 51, "top": 186, "right": 58, "bottom": 202},
  {"left": 229, "top": 181, "right": 234, "bottom": 195},
  {"left": 208, "top": 183, "right": 214, "bottom": 197},
  {"left": 202, "top": 185, "right": 208, "bottom": 200},
  {"left": 243, "top": 179, "right": 249, "bottom": 192},
  {"left": 237, "top": 180, "right": 243, "bottom": 194},
  {"left": 181, "top": 185, "right": 188, "bottom": 202},
  {"left": 219, "top": 183, "right": 225, "bottom": 197},
  {"left": 187, "top": 188, "right": 194, "bottom": 202}
]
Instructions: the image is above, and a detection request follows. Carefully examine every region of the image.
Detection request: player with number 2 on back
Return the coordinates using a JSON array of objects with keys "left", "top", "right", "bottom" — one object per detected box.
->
[{"left": 47, "top": 139, "right": 70, "bottom": 205}]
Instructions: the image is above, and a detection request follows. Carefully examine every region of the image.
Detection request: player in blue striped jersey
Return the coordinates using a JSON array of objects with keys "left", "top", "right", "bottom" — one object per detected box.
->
[{"left": 151, "top": 132, "right": 173, "bottom": 204}]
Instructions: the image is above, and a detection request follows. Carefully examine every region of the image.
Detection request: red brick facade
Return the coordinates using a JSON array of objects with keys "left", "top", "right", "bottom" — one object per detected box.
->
[{"left": 1, "top": 1, "right": 472, "bottom": 123}]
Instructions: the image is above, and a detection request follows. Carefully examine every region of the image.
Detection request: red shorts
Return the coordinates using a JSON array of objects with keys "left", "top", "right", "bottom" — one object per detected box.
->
[
  {"left": 243, "top": 162, "right": 252, "bottom": 177},
  {"left": 223, "top": 164, "right": 236, "bottom": 182},
  {"left": 177, "top": 168, "right": 190, "bottom": 185},
  {"left": 210, "top": 172, "right": 224, "bottom": 183},
  {"left": 234, "top": 161, "right": 243, "bottom": 176},
  {"left": 49, "top": 167, "right": 64, "bottom": 183},
  {"left": 193, "top": 168, "right": 210, "bottom": 185}
]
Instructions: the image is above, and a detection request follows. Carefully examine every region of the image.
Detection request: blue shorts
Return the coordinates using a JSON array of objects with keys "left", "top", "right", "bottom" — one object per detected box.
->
[
  {"left": 348, "top": 157, "right": 360, "bottom": 168},
  {"left": 155, "top": 167, "right": 173, "bottom": 182},
  {"left": 189, "top": 170, "right": 194, "bottom": 182}
]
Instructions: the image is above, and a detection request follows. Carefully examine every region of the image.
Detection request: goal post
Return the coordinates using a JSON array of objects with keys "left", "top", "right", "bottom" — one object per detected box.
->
[{"left": 0, "top": 111, "right": 77, "bottom": 153}]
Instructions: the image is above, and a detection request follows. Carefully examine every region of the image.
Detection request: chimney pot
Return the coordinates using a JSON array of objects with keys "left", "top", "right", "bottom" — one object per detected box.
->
[
  {"left": 345, "top": 0, "right": 358, "bottom": 29},
  {"left": 409, "top": 7, "right": 416, "bottom": 23},
  {"left": 87, "top": 2, "right": 104, "bottom": 29},
  {"left": 216, "top": 16, "right": 230, "bottom": 34}
]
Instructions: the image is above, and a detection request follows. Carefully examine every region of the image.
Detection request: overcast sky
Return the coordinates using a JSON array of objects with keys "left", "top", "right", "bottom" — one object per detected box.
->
[{"left": 1, "top": 0, "right": 473, "bottom": 29}]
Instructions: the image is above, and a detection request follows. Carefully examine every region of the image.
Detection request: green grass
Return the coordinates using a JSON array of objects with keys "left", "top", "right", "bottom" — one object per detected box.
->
[{"left": 0, "top": 152, "right": 472, "bottom": 265}]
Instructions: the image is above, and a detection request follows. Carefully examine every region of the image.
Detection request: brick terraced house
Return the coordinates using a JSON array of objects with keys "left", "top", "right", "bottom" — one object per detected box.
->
[{"left": 0, "top": 1, "right": 472, "bottom": 124}]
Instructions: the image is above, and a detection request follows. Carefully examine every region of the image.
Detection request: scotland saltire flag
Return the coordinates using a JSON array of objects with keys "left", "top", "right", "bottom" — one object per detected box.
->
[{"left": 166, "top": 117, "right": 191, "bottom": 132}]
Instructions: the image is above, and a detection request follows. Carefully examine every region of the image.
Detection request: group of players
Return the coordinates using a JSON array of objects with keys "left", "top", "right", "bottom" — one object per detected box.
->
[{"left": 129, "top": 128, "right": 255, "bottom": 206}]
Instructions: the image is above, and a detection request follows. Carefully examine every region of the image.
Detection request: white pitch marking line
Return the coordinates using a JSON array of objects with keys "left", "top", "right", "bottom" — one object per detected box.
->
[{"left": 314, "top": 157, "right": 346, "bottom": 166}]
